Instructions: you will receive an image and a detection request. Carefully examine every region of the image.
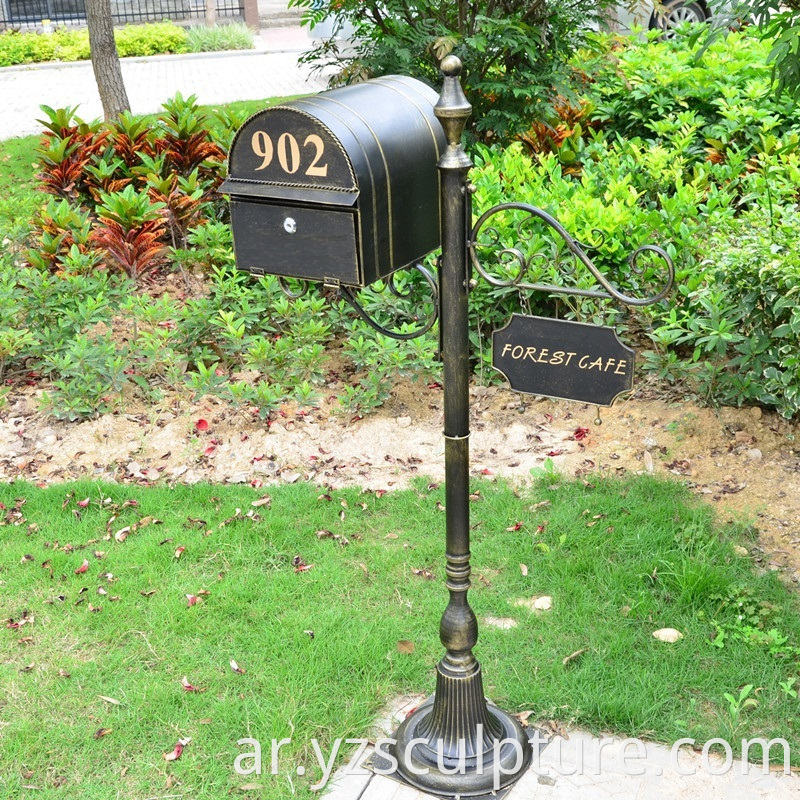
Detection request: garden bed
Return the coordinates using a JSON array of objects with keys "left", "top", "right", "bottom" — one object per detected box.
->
[{"left": 2, "top": 377, "right": 799, "bottom": 578}]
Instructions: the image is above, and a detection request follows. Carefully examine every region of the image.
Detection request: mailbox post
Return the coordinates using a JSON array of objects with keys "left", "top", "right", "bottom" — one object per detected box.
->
[{"left": 389, "top": 56, "right": 532, "bottom": 797}]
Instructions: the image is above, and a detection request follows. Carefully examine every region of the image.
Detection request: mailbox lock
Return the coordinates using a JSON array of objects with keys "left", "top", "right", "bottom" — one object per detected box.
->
[{"left": 283, "top": 217, "right": 297, "bottom": 234}]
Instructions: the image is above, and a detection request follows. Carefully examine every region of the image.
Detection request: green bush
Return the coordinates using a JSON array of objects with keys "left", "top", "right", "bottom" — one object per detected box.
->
[
  {"left": 469, "top": 126, "right": 800, "bottom": 417},
  {"left": 0, "top": 29, "right": 59, "bottom": 66},
  {"left": 646, "top": 207, "right": 800, "bottom": 419},
  {"left": 578, "top": 29, "right": 800, "bottom": 160},
  {"left": 115, "top": 22, "right": 189, "bottom": 57},
  {"left": 185, "top": 22, "right": 254, "bottom": 53},
  {"left": 0, "top": 22, "right": 189, "bottom": 66},
  {"left": 51, "top": 29, "right": 91, "bottom": 61},
  {"left": 5, "top": 25, "right": 800, "bottom": 421},
  {"left": 468, "top": 136, "right": 719, "bottom": 329},
  {"left": 293, "top": 0, "right": 618, "bottom": 143}
]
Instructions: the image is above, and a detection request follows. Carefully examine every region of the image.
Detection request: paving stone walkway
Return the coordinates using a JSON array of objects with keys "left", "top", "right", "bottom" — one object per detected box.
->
[
  {"left": 321, "top": 696, "right": 800, "bottom": 800},
  {"left": 0, "top": 25, "right": 326, "bottom": 140}
]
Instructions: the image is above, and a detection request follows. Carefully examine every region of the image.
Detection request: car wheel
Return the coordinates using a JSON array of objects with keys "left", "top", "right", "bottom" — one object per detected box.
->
[{"left": 649, "top": 1, "right": 708, "bottom": 34}]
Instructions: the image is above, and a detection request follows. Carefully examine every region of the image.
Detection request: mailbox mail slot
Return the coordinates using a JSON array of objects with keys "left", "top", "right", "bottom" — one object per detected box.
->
[{"left": 219, "top": 75, "right": 446, "bottom": 287}]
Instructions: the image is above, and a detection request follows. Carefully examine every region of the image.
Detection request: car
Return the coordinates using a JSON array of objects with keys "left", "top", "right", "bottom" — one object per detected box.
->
[{"left": 613, "top": 0, "right": 715, "bottom": 34}]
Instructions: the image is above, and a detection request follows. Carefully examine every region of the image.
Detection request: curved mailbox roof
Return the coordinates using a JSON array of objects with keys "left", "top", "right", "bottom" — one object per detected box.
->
[{"left": 220, "top": 75, "right": 446, "bottom": 286}]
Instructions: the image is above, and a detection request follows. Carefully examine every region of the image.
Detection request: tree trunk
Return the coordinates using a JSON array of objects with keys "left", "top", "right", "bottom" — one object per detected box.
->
[
  {"left": 205, "top": 0, "right": 217, "bottom": 27},
  {"left": 85, "top": 0, "right": 131, "bottom": 121}
]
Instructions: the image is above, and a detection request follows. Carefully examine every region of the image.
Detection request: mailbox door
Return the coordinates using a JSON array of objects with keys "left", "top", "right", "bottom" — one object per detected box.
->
[{"left": 230, "top": 200, "right": 360, "bottom": 285}]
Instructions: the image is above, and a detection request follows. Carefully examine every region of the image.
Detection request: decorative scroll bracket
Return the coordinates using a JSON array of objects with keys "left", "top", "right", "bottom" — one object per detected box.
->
[
  {"left": 277, "top": 262, "right": 439, "bottom": 341},
  {"left": 468, "top": 201, "right": 675, "bottom": 308}
]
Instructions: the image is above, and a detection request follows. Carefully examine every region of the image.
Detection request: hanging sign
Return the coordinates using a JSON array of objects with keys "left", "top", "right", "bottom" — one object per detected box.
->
[{"left": 492, "top": 314, "right": 635, "bottom": 406}]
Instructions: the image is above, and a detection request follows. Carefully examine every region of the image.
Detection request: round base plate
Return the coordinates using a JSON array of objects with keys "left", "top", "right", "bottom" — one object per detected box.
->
[{"left": 391, "top": 696, "right": 533, "bottom": 797}]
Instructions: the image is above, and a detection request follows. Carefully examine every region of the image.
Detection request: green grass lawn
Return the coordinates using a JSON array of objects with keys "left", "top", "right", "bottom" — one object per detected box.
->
[{"left": 1, "top": 476, "right": 799, "bottom": 798}]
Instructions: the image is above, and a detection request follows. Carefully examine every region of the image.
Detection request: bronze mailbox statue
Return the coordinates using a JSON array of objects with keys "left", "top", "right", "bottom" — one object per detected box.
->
[{"left": 220, "top": 76, "right": 446, "bottom": 288}]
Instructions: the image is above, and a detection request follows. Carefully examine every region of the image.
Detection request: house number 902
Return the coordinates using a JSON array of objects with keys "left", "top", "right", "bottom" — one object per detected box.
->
[{"left": 251, "top": 131, "right": 328, "bottom": 177}]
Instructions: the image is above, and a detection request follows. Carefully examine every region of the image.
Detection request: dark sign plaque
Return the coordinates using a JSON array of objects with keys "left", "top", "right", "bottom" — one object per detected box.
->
[{"left": 492, "top": 314, "right": 635, "bottom": 406}]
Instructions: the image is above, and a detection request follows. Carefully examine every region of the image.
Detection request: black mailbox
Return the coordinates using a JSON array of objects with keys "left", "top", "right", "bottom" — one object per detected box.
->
[{"left": 219, "top": 76, "right": 446, "bottom": 288}]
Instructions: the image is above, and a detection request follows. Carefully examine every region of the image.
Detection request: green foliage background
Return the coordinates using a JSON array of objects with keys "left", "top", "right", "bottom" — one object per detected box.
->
[{"left": 291, "top": 0, "right": 618, "bottom": 141}]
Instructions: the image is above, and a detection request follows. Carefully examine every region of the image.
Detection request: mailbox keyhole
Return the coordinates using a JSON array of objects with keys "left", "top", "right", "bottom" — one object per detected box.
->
[{"left": 283, "top": 217, "right": 297, "bottom": 234}]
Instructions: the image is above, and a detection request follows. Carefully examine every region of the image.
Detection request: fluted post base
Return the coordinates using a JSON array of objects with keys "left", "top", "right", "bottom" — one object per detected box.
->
[{"left": 392, "top": 660, "right": 532, "bottom": 796}]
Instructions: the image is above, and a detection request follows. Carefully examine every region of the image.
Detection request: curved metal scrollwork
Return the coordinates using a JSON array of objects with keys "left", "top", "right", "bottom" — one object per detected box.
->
[
  {"left": 274, "top": 265, "right": 438, "bottom": 340},
  {"left": 469, "top": 202, "right": 675, "bottom": 308},
  {"left": 338, "top": 262, "right": 439, "bottom": 341},
  {"left": 277, "top": 276, "right": 310, "bottom": 299}
]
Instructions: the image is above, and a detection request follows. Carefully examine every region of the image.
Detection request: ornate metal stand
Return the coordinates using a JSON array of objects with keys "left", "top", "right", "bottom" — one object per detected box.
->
[
  {"left": 469, "top": 203, "right": 674, "bottom": 307},
  {"left": 278, "top": 55, "right": 675, "bottom": 799},
  {"left": 277, "top": 265, "right": 440, "bottom": 341},
  {"left": 387, "top": 57, "right": 674, "bottom": 799}
]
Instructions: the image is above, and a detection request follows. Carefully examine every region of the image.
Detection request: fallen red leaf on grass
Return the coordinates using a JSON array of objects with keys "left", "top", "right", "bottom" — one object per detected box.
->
[
  {"left": 163, "top": 737, "right": 191, "bottom": 761},
  {"left": 181, "top": 676, "right": 206, "bottom": 692},
  {"left": 174, "top": 546, "right": 185, "bottom": 560},
  {"left": 74, "top": 559, "right": 89, "bottom": 575},
  {"left": 186, "top": 594, "right": 199, "bottom": 607},
  {"left": 292, "top": 556, "right": 313, "bottom": 573},
  {"left": 77, "top": 498, "right": 90, "bottom": 508},
  {"left": 114, "top": 527, "right": 131, "bottom": 543}
]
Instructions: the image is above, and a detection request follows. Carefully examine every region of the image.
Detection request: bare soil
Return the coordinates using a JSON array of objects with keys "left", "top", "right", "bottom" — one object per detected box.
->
[{"left": 1, "top": 379, "right": 799, "bottom": 579}]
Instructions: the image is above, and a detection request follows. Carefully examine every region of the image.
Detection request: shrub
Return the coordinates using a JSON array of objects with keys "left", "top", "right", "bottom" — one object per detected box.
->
[
  {"left": 115, "top": 22, "right": 189, "bottom": 57},
  {"left": 29, "top": 96, "right": 226, "bottom": 282},
  {"left": 0, "top": 22, "right": 189, "bottom": 67},
  {"left": 0, "top": 29, "right": 59, "bottom": 66},
  {"left": 469, "top": 125, "right": 800, "bottom": 418},
  {"left": 467, "top": 136, "right": 717, "bottom": 330},
  {"left": 645, "top": 207, "right": 800, "bottom": 419},
  {"left": 293, "top": 0, "right": 619, "bottom": 143},
  {"left": 577, "top": 29, "right": 800, "bottom": 160},
  {"left": 51, "top": 27, "right": 91, "bottom": 61},
  {"left": 185, "top": 22, "right": 254, "bottom": 53}
]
